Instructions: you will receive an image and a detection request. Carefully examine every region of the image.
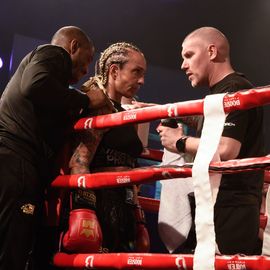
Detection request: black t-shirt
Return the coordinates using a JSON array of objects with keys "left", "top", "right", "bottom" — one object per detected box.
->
[
  {"left": 0, "top": 45, "right": 89, "bottom": 179},
  {"left": 90, "top": 100, "right": 143, "bottom": 169},
  {"left": 209, "top": 72, "right": 265, "bottom": 206}
]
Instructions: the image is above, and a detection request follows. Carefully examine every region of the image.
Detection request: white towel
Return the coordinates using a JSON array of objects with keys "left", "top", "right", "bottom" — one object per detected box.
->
[{"left": 158, "top": 149, "right": 194, "bottom": 253}]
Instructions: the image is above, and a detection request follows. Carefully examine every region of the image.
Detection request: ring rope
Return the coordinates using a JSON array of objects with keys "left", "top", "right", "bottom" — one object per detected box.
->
[
  {"left": 74, "top": 86, "right": 270, "bottom": 130},
  {"left": 53, "top": 252, "right": 270, "bottom": 269},
  {"left": 51, "top": 155, "right": 270, "bottom": 189}
]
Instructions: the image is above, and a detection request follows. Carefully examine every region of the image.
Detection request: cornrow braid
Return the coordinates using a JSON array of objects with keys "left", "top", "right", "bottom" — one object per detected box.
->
[
  {"left": 96, "top": 42, "right": 142, "bottom": 86},
  {"left": 81, "top": 42, "right": 142, "bottom": 110}
]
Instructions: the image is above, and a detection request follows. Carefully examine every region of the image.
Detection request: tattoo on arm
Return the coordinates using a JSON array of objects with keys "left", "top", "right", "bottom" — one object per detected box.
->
[{"left": 69, "top": 129, "right": 104, "bottom": 174}]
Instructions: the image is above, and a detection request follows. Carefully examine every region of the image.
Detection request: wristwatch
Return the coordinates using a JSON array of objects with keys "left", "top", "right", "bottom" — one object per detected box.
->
[{"left": 176, "top": 136, "right": 189, "bottom": 153}]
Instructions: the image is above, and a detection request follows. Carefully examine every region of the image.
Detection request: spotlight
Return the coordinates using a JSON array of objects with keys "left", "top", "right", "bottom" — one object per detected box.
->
[{"left": 0, "top": 57, "right": 3, "bottom": 69}]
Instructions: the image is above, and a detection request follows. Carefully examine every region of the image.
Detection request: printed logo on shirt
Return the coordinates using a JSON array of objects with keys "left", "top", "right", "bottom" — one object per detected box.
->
[
  {"left": 224, "top": 122, "right": 236, "bottom": 127},
  {"left": 99, "top": 247, "right": 109, "bottom": 253},
  {"left": 106, "top": 149, "right": 136, "bottom": 167},
  {"left": 21, "top": 203, "right": 35, "bottom": 215}
]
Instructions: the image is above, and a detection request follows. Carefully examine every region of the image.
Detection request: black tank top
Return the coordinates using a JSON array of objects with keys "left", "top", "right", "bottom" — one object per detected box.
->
[{"left": 90, "top": 100, "right": 143, "bottom": 169}]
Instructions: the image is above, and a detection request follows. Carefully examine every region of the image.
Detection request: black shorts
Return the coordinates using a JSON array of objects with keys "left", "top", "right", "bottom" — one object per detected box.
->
[{"left": 95, "top": 187, "right": 136, "bottom": 252}]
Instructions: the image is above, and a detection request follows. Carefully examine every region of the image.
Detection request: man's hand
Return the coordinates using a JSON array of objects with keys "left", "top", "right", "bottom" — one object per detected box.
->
[
  {"left": 130, "top": 101, "right": 157, "bottom": 109},
  {"left": 86, "top": 88, "right": 115, "bottom": 111},
  {"left": 157, "top": 124, "right": 184, "bottom": 153}
]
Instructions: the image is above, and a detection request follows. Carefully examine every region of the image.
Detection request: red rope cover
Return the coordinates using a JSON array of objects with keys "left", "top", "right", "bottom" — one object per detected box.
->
[
  {"left": 51, "top": 155, "right": 270, "bottom": 189},
  {"left": 74, "top": 87, "right": 270, "bottom": 130},
  {"left": 53, "top": 252, "right": 270, "bottom": 269}
]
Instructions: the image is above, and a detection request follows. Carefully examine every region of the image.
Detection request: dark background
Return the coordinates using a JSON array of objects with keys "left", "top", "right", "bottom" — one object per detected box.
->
[{"left": 0, "top": 0, "right": 270, "bottom": 146}]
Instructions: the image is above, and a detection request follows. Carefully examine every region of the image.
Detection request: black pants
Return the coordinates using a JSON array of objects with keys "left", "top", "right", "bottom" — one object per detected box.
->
[
  {"left": 0, "top": 145, "right": 42, "bottom": 270},
  {"left": 215, "top": 204, "right": 261, "bottom": 255}
]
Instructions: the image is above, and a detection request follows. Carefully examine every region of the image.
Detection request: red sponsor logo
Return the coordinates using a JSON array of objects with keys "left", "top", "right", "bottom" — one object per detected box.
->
[
  {"left": 116, "top": 175, "right": 131, "bottom": 184},
  {"left": 123, "top": 113, "right": 137, "bottom": 121},
  {"left": 127, "top": 256, "right": 143, "bottom": 265},
  {"left": 227, "top": 260, "right": 246, "bottom": 270},
  {"left": 224, "top": 98, "right": 241, "bottom": 108}
]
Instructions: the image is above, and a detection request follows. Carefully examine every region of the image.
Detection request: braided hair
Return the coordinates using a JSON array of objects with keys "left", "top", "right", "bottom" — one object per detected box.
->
[
  {"left": 96, "top": 42, "right": 142, "bottom": 86},
  {"left": 81, "top": 42, "right": 142, "bottom": 93}
]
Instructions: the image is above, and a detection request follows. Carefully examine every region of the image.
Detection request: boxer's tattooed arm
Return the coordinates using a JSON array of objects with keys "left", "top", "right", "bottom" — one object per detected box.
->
[
  {"left": 69, "top": 142, "right": 91, "bottom": 174},
  {"left": 69, "top": 129, "right": 104, "bottom": 174}
]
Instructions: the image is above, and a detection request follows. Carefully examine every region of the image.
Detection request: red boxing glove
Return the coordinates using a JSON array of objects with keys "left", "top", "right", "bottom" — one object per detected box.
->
[
  {"left": 63, "top": 209, "right": 102, "bottom": 253},
  {"left": 134, "top": 205, "right": 150, "bottom": 252}
]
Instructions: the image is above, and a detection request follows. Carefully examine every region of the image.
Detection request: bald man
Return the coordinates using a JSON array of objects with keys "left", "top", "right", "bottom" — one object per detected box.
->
[
  {"left": 158, "top": 27, "right": 265, "bottom": 255},
  {"left": 0, "top": 26, "right": 110, "bottom": 269}
]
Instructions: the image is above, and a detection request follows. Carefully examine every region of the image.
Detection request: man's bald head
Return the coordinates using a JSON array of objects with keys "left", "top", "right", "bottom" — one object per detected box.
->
[
  {"left": 51, "top": 26, "right": 95, "bottom": 84},
  {"left": 51, "top": 26, "right": 94, "bottom": 52},
  {"left": 181, "top": 26, "right": 234, "bottom": 87},
  {"left": 183, "top": 26, "right": 230, "bottom": 61}
]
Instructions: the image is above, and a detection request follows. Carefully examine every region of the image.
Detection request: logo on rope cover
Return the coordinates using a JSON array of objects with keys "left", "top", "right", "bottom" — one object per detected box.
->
[
  {"left": 167, "top": 104, "right": 178, "bottom": 117},
  {"left": 84, "top": 118, "right": 93, "bottom": 129},
  {"left": 77, "top": 176, "right": 86, "bottom": 188},
  {"left": 227, "top": 260, "right": 246, "bottom": 270},
  {"left": 123, "top": 112, "right": 137, "bottom": 121},
  {"left": 224, "top": 97, "right": 241, "bottom": 108},
  {"left": 175, "top": 256, "right": 187, "bottom": 269},
  {"left": 127, "top": 256, "right": 143, "bottom": 266},
  {"left": 116, "top": 175, "right": 131, "bottom": 184},
  {"left": 85, "top": 255, "right": 94, "bottom": 268}
]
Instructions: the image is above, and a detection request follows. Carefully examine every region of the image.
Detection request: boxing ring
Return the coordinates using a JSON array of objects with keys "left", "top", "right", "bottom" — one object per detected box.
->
[{"left": 51, "top": 86, "right": 270, "bottom": 269}]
